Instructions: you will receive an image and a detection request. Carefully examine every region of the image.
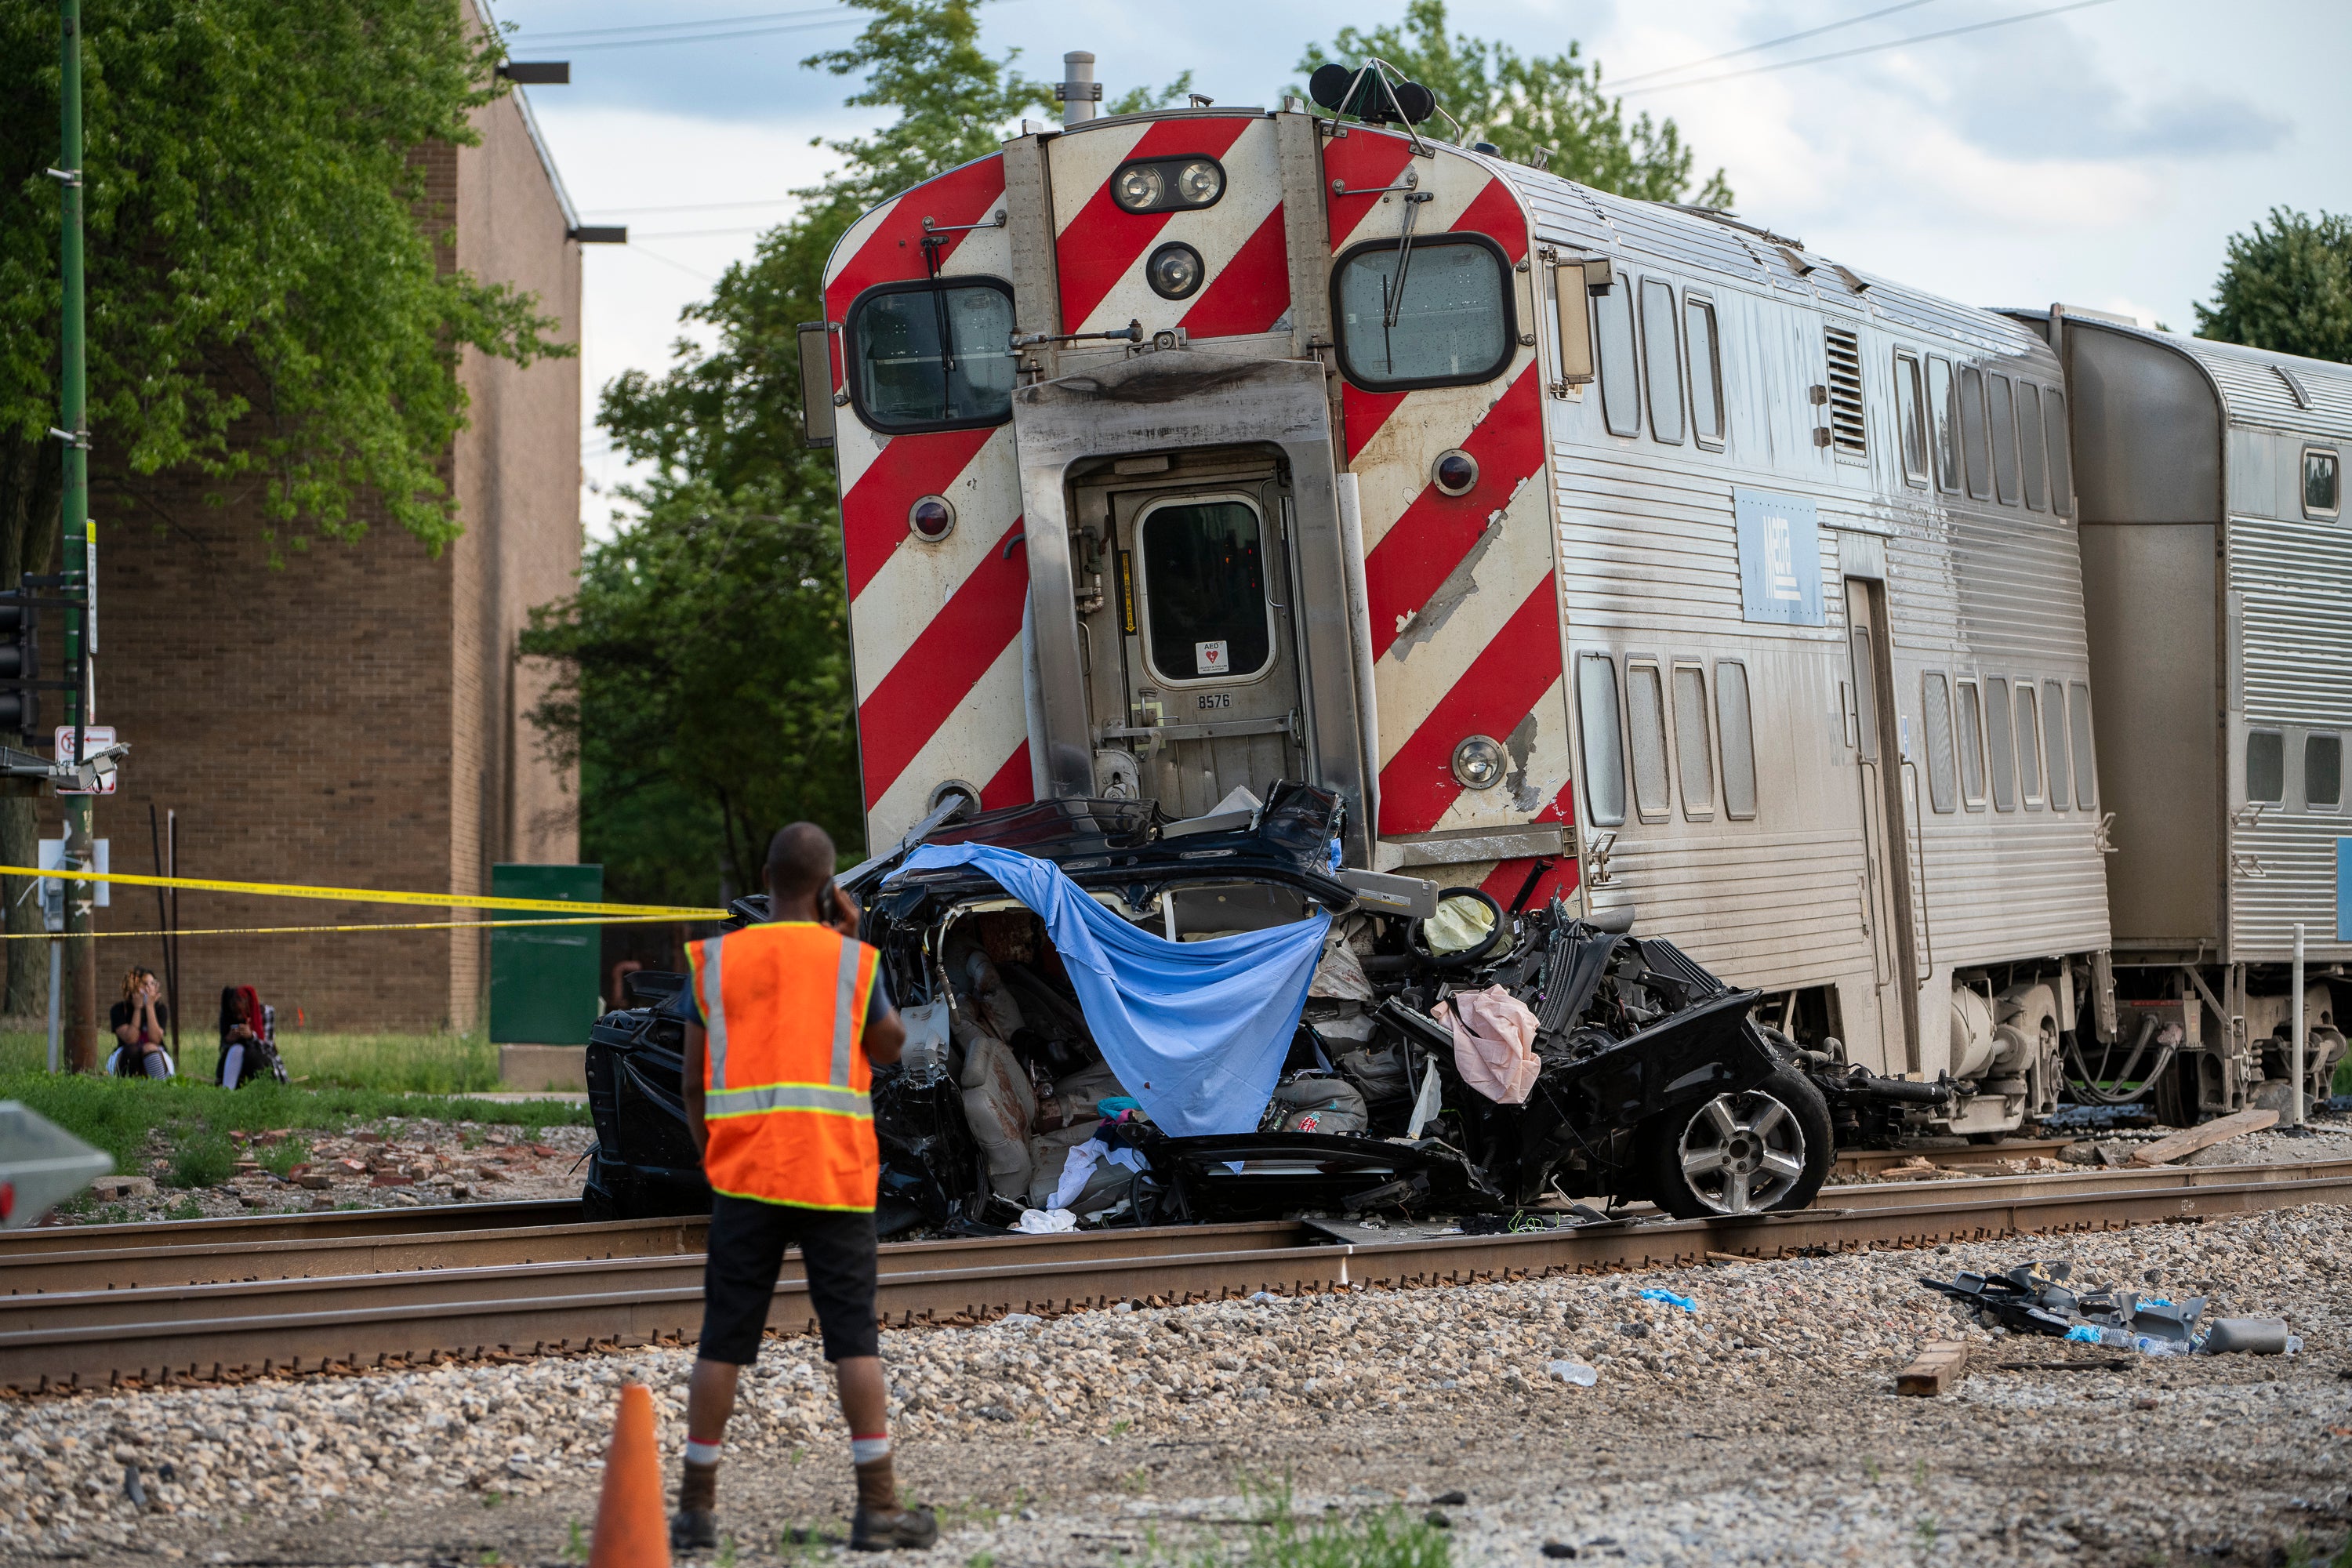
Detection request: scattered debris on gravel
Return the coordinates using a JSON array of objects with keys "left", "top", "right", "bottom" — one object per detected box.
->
[
  {"left": 7, "top": 1203, "right": 2350, "bottom": 1565},
  {"left": 51, "top": 1120, "right": 596, "bottom": 1225}
]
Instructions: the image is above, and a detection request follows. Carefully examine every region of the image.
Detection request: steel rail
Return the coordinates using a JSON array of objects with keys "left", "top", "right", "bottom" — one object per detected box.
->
[
  {"left": 17, "top": 1157, "right": 2352, "bottom": 1296},
  {"left": 0, "top": 1198, "right": 583, "bottom": 1257},
  {"left": 8, "top": 1164, "right": 2350, "bottom": 1393}
]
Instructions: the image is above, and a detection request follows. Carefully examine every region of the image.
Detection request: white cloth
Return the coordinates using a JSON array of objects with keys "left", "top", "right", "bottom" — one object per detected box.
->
[
  {"left": 1015, "top": 1207, "right": 1077, "bottom": 1234},
  {"left": 1435, "top": 985, "right": 1542, "bottom": 1104},
  {"left": 1047, "top": 1136, "right": 1150, "bottom": 1210}
]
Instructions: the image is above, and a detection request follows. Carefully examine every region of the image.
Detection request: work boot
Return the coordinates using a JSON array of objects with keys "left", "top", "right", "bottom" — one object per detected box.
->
[
  {"left": 850, "top": 1504, "right": 939, "bottom": 1552},
  {"left": 672, "top": 1457, "right": 720, "bottom": 1552},
  {"left": 670, "top": 1508, "right": 719, "bottom": 1552}
]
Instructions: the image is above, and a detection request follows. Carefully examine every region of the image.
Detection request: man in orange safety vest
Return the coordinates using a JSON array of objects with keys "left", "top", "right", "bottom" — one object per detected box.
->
[{"left": 672, "top": 822, "right": 935, "bottom": 1552}]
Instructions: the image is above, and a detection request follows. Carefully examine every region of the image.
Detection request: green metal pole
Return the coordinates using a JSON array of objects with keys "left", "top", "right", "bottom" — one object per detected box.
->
[{"left": 58, "top": 0, "right": 96, "bottom": 1075}]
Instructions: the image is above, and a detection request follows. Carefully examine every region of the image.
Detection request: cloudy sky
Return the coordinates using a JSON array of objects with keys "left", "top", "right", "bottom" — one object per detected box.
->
[{"left": 478, "top": 0, "right": 2352, "bottom": 525}]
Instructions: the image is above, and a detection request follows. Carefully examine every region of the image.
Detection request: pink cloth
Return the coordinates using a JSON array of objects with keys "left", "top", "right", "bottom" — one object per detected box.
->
[{"left": 1434, "top": 985, "right": 1541, "bottom": 1105}]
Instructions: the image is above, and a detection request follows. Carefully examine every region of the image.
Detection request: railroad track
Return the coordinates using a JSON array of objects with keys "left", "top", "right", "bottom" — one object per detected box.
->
[
  {"left": 1831, "top": 1137, "right": 2081, "bottom": 1178},
  {"left": 7, "top": 1157, "right": 2350, "bottom": 1394}
]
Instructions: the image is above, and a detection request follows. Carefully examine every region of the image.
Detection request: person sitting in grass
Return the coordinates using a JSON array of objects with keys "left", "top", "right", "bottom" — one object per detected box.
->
[
  {"left": 106, "top": 967, "right": 172, "bottom": 1079},
  {"left": 216, "top": 985, "right": 285, "bottom": 1088}
]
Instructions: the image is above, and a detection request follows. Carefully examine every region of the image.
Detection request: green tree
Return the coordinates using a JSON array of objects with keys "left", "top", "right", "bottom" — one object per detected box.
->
[
  {"left": 528, "top": 0, "right": 1061, "bottom": 900},
  {"left": 0, "top": 2, "right": 569, "bottom": 563},
  {"left": 1297, "top": 0, "right": 1732, "bottom": 208},
  {"left": 0, "top": 0, "right": 566, "bottom": 1012},
  {"left": 2195, "top": 207, "right": 2352, "bottom": 365}
]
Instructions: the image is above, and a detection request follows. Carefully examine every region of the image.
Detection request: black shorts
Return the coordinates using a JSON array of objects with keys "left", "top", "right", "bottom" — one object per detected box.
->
[{"left": 699, "top": 1195, "right": 880, "bottom": 1364}]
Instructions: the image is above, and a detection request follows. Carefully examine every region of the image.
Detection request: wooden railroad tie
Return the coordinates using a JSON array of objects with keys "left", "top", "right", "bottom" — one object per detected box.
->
[
  {"left": 1895, "top": 1340, "right": 1973, "bottom": 1397},
  {"left": 2128, "top": 1107, "right": 2277, "bottom": 1167}
]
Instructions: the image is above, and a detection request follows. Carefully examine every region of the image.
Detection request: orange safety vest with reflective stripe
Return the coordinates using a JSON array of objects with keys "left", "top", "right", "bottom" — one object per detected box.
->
[{"left": 686, "top": 923, "right": 880, "bottom": 1212}]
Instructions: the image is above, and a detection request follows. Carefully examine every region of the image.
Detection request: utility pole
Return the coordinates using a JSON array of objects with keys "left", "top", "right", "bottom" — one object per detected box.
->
[{"left": 55, "top": 0, "right": 96, "bottom": 1073}]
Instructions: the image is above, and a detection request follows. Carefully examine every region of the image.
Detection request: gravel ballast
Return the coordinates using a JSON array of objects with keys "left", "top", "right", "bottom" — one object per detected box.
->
[{"left": 5, "top": 1201, "right": 2350, "bottom": 1566}]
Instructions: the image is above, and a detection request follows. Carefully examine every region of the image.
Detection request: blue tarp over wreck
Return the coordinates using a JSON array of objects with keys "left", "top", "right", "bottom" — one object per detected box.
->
[{"left": 885, "top": 842, "right": 1330, "bottom": 1136}]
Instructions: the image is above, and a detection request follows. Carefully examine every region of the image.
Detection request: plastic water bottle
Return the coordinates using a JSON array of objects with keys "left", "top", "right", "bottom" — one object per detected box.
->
[{"left": 1546, "top": 1358, "right": 1599, "bottom": 1387}]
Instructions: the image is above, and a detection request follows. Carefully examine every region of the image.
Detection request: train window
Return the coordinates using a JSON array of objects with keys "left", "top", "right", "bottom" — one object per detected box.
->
[
  {"left": 1136, "top": 497, "right": 1272, "bottom": 685},
  {"left": 2068, "top": 682, "right": 2096, "bottom": 810},
  {"left": 1673, "top": 663, "right": 1712, "bottom": 818},
  {"left": 2247, "top": 730, "right": 2285, "bottom": 804},
  {"left": 1686, "top": 296, "right": 1725, "bottom": 445},
  {"left": 1929, "top": 357, "right": 1962, "bottom": 493},
  {"left": 2310, "top": 734, "right": 2343, "bottom": 811},
  {"left": 2014, "top": 683, "right": 2043, "bottom": 807},
  {"left": 1333, "top": 234, "right": 1515, "bottom": 391},
  {"left": 2307, "top": 449, "right": 2341, "bottom": 519},
  {"left": 2018, "top": 384, "right": 2049, "bottom": 511},
  {"left": 1922, "top": 674, "right": 1957, "bottom": 812},
  {"left": 1955, "top": 679, "right": 1988, "bottom": 809},
  {"left": 2042, "top": 680, "right": 2070, "bottom": 811},
  {"left": 845, "top": 278, "right": 1018, "bottom": 433},
  {"left": 1987, "top": 374, "right": 2020, "bottom": 506},
  {"left": 1595, "top": 279, "right": 1640, "bottom": 437},
  {"left": 1959, "top": 365, "right": 1993, "bottom": 500},
  {"left": 1642, "top": 280, "right": 1685, "bottom": 445},
  {"left": 2045, "top": 390, "right": 2074, "bottom": 516},
  {"left": 1717, "top": 660, "right": 1758, "bottom": 820},
  {"left": 1986, "top": 677, "right": 2018, "bottom": 811},
  {"left": 1577, "top": 655, "right": 1628, "bottom": 826},
  {"left": 1626, "top": 661, "right": 1671, "bottom": 820},
  {"left": 1894, "top": 354, "right": 1929, "bottom": 487}
]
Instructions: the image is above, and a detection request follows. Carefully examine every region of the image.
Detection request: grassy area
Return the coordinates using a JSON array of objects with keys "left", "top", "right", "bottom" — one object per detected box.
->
[
  {"left": 0, "top": 1026, "right": 508, "bottom": 1093},
  {"left": 0, "top": 1025, "right": 590, "bottom": 1181},
  {"left": 1171, "top": 1489, "right": 1452, "bottom": 1568}
]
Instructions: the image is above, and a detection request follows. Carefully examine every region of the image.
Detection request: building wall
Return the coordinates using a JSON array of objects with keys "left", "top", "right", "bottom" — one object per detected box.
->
[{"left": 71, "top": 71, "right": 582, "bottom": 1036}]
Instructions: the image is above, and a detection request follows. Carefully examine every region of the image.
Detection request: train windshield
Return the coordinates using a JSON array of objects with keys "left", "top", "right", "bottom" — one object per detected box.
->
[
  {"left": 1334, "top": 237, "right": 1512, "bottom": 389},
  {"left": 848, "top": 281, "right": 1017, "bottom": 432}
]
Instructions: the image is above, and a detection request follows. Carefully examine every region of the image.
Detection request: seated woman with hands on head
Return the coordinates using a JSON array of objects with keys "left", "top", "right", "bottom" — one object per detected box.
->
[{"left": 107, "top": 967, "right": 172, "bottom": 1079}]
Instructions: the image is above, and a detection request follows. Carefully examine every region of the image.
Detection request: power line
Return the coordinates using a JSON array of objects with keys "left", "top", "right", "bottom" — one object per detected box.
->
[
  {"left": 629, "top": 225, "right": 771, "bottom": 239},
  {"left": 1616, "top": 0, "right": 2122, "bottom": 96},
  {"left": 554, "top": 16, "right": 860, "bottom": 52},
  {"left": 1609, "top": 0, "right": 1945, "bottom": 89},
  {"left": 578, "top": 196, "right": 800, "bottom": 216},
  {"left": 517, "top": 5, "right": 844, "bottom": 42}
]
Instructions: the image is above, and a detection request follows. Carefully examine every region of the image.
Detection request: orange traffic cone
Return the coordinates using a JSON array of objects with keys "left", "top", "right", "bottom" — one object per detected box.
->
[{"left": 588, "top": 1381, "right": 671, "bottom": 1568}]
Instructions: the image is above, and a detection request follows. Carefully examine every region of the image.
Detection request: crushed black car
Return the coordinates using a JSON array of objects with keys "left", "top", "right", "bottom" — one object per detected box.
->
[{"left": 582, "top": 786, "right": 1838, "bottom": 1233}]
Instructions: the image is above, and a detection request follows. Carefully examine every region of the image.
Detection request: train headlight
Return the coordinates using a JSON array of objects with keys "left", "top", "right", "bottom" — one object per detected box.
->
[
  {"left": 1113, "top": 164, "right": 1166, "bottom": 212},
  {"left": 1452, "top": 735, "right": 1506, "bottom": 789},
  {"left": 1145, "top": 243, "right": 1205, "bottom": 300},
  {"left": 1175, "top": 159, "right": 1224, "bottom": 206}
]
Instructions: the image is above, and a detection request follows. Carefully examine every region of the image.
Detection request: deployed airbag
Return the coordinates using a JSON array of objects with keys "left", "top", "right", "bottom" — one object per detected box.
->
[{"left": 890, "top": 843, "right": 1331, "bottom": 1135}]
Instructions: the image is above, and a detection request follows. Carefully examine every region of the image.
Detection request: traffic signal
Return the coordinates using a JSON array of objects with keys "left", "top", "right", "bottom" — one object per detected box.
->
[{"left": 0, "top": 592, "right": 38, "bottom": 741}]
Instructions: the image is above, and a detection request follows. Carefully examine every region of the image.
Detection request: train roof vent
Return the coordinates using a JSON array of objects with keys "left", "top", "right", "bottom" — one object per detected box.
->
[{"left": 1824, "top": 325, "right": 1867, "bottom": 459}]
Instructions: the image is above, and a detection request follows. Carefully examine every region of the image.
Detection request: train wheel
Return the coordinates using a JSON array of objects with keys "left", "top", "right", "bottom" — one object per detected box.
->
[{"left": 1644, "top": 1067, "right": 1834, "bottom": 1219}]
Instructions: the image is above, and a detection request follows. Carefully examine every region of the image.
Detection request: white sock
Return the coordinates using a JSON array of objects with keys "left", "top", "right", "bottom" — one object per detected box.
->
[
  {"left": 850, "top": 1435, "right": 891, "bottom": 1466},
  {"left": 684, "top": 1439, "right": 723, "bottom": 1467}
]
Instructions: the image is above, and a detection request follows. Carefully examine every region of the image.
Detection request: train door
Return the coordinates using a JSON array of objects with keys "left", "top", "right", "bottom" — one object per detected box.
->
[
  {"left": 1069, "top": 451, "right": 1307, "bottom": 817},
  {"left": 1845, "top": 578, "right": 1923, "bottom": 1070}
]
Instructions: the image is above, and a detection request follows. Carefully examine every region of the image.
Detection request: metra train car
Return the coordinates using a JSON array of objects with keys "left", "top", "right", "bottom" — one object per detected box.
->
[
  {"left": 800, "top": 64, "right": 2119, "bottom": 1137},
  {"left": 2003, "top": 307, "right": 2352, "bottom": 1120}
]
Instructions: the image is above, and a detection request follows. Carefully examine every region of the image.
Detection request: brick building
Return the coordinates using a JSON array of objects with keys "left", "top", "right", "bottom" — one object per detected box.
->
[{"left": 64, "top": 46, "right": 587, "bottom": 1033}]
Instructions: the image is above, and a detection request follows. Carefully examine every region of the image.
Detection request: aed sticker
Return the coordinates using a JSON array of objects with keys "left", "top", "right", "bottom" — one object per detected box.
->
[{"left": 1195, "top": 639, "right": 1229, "bottom": 675}]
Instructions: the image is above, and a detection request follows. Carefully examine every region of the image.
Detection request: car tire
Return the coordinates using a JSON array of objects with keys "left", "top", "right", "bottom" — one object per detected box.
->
[{"left": 1642, "top": 1065, "right": 1833, "bottom": 1219}]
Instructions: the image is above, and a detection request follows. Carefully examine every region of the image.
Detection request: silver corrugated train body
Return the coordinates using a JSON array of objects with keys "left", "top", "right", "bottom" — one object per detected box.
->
[
  {"left": 2024, "top": 310, "right": 2352, "bottom": 1116},
  {"left": 810, "top": 90, "right": 2344, "bottom": 1135}
]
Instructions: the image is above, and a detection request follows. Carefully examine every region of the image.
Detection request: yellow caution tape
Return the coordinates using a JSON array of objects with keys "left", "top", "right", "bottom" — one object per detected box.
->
[
  {"left": 0, "top": 864, "right": 725, "bottom": 920},
  {"left": 0, "top": 914, "right": 690, "bottom": 939}
]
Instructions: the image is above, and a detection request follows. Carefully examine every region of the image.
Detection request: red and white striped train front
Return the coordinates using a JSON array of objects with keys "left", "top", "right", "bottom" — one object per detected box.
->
[{"left": 819, "top": 105, "right": 1581, "bottom": 907}]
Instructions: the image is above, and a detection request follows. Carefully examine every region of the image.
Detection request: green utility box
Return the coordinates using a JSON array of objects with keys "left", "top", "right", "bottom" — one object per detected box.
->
[{"left": 489, "top": 863, "right": 604, "bottom": 1048}]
